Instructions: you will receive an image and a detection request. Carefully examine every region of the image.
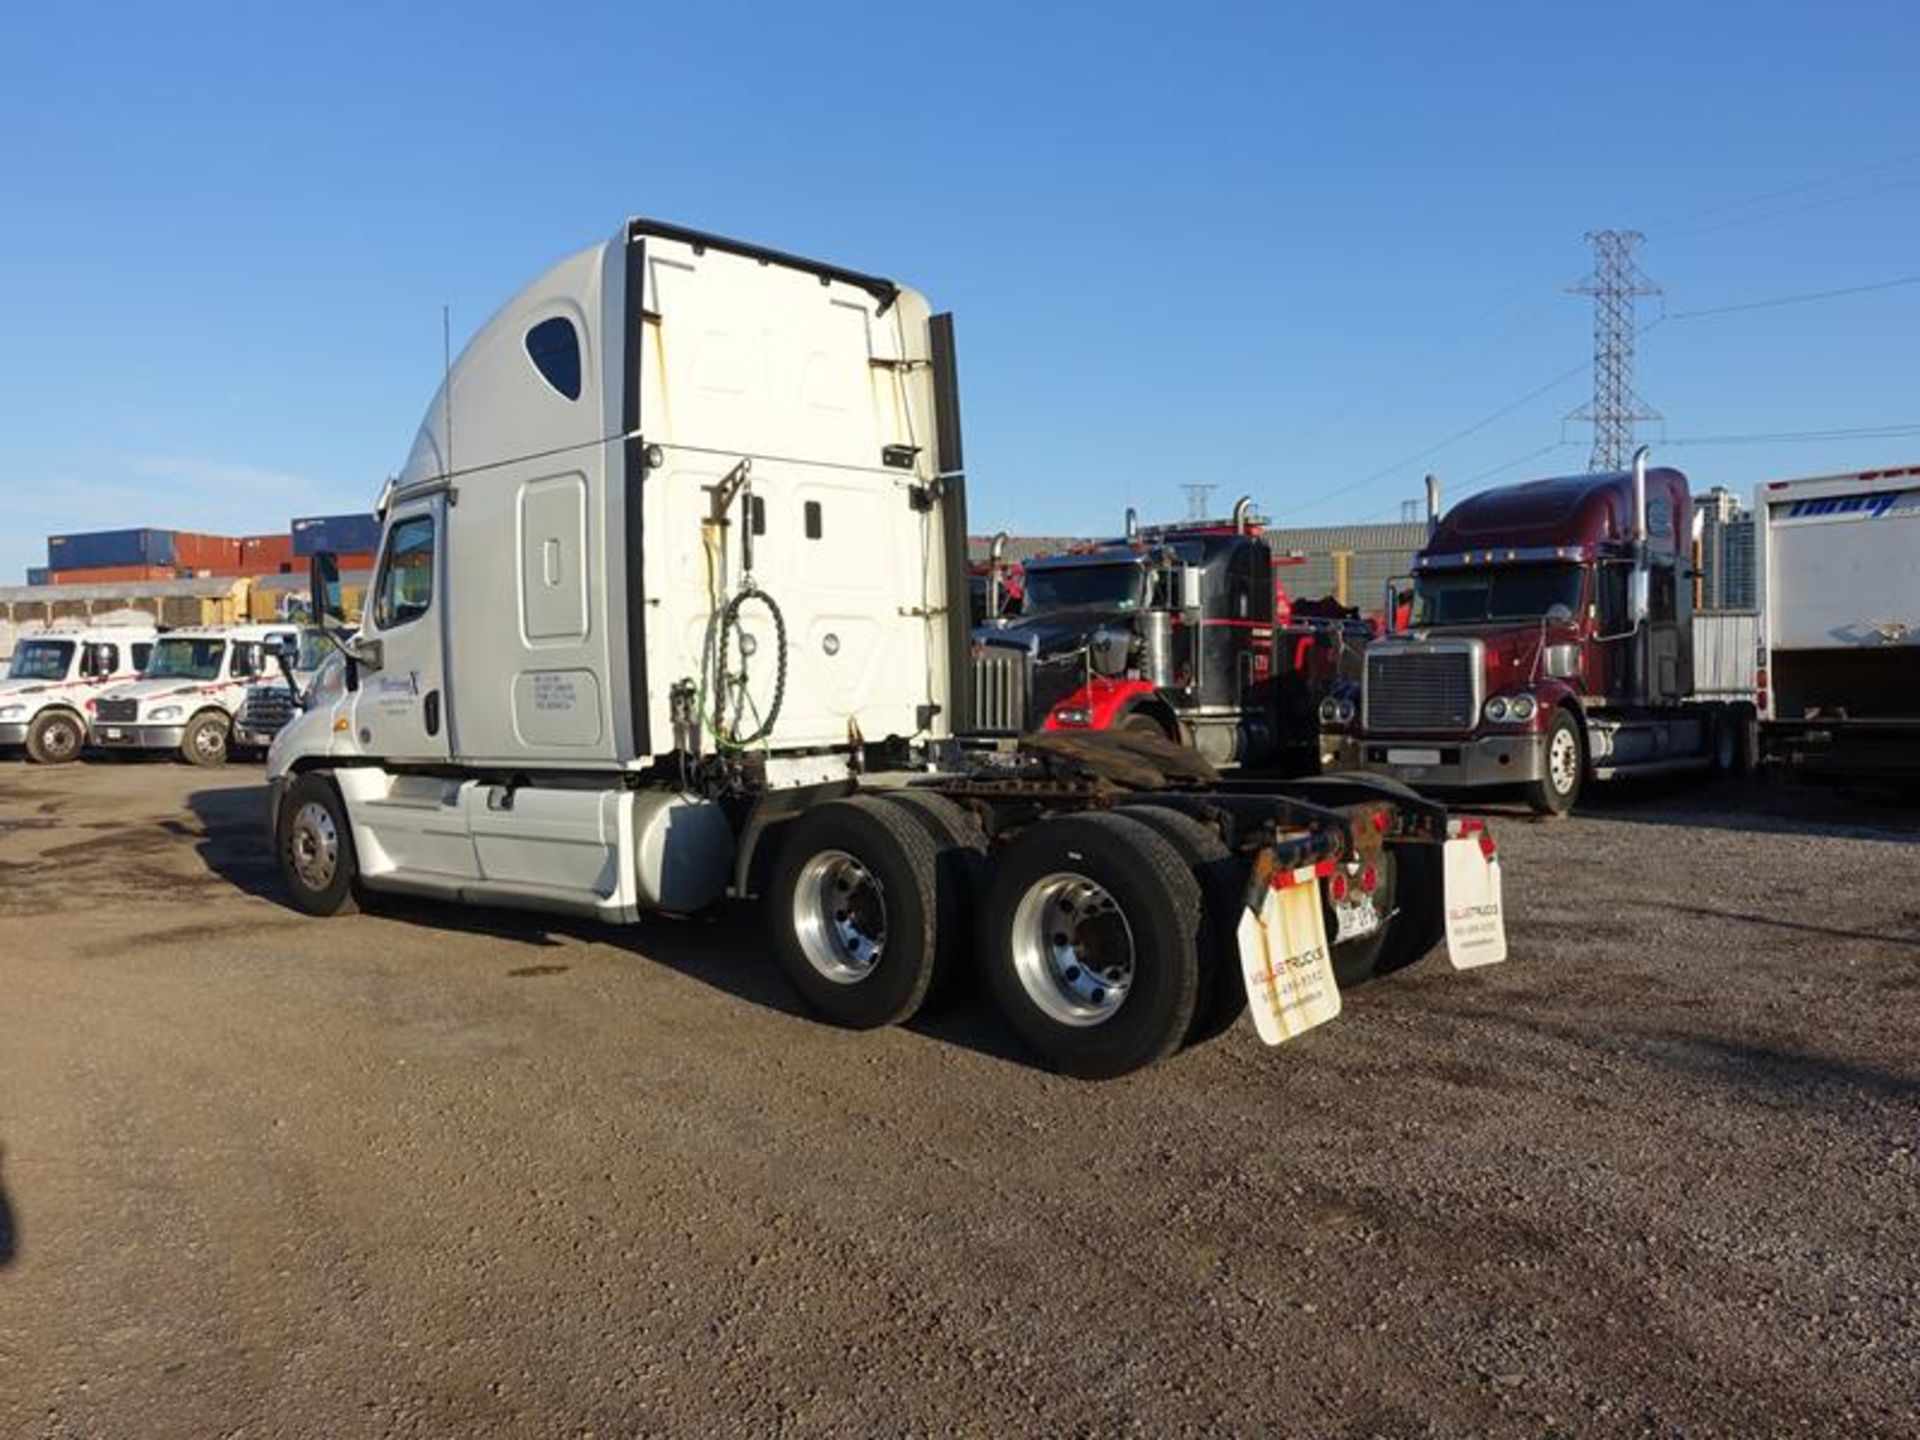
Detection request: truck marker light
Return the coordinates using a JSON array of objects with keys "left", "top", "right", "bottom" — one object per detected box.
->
[
  {"left": 1478, "top": 832, "right": 1497, "bottom": 860},
  {"left": 1329, "top": 872, "right": 1349, "bottom": 902},
  {"left": 1371, "top": 810, "right": 1389, "bottom": 833},
  {"left": 333, "top": 717, "right": 350, "bottom": 733},
  {"left": 1360, "top": 864, "right": 1379, "bottom": 894}
]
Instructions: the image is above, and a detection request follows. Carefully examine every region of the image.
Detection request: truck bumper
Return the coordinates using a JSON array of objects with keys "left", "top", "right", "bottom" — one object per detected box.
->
[
  {"left": 1350, "top": 732, "right": 1548, "bottom": 790},
  {"left": 231, "top": 723, "right": 280, "bottom": 750},
  {"left": 0, "top": 722, "right": 28, "bottom": 747},
  {"left": 91, "top": 723, "right": 188, "bottom": 751}
]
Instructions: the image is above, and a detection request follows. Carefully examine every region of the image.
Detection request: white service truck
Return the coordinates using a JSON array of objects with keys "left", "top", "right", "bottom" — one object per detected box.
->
[
  {"left": 93, "top": 623, "right": 302, "bottom": 765},
  {"left": 266, "top": 218, "right": 1511, "bottom": 1078},
  {"left": 1755, "top": 464, "right": 1920, "bottom": 782},
  {"left": 0, "top": 625, "right": 157, "bottom": 763}
]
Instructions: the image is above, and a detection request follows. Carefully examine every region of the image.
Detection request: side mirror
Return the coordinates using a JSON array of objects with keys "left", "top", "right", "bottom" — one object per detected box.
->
[
  {"left": 309, "top": 551, "right": 343, "bottom": 627},
  {"left": 1178, "top": 566, "right": 1204, "bottom": 611}
]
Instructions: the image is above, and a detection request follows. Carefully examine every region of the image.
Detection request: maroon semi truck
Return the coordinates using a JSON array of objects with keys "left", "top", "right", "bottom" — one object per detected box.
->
[{"left": 1327, "top": 450, "right": 1754, "bottom": 813}]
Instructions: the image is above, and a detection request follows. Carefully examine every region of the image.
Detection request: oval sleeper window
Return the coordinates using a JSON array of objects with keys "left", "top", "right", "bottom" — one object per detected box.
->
[{"left": 525, "top": 316, "right": 583, "bottom": 400}]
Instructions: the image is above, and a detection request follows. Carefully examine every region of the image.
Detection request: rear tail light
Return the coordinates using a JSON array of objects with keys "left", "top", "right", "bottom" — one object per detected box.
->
[
  {"left": 1329, "top": 872, "right": 1349, "bottom": 902},
  {"left": 1478, "top": 831, "right": 1497, "bottom": 860},
  {"left": 1359, "top": 864, "right": 1378, "bottom": 894}
]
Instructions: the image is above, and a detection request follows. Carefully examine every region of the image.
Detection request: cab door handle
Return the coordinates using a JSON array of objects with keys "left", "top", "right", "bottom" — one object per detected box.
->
[{"left": 424, "top": 690, "right": 441, "bottom": 737}]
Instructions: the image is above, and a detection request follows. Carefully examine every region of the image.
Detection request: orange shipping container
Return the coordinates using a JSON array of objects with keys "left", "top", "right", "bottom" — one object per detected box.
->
[
  {"left": 174, "top": 533, "right": 243, "bottom": 571},
  {"left": 241, "top": 533, "right": 296, "bottom": 567},
  {"left": 50, "top": 564, "right": 180, "bottom": 585}
]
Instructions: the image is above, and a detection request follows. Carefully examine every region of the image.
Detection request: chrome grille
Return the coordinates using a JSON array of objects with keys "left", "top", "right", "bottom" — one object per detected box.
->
[
  {"left": 241, "top": 685, "right": 296, "bottom": 732},
  {"left": 94, "top": 698, "right": 139, "bottom": 724},
  {"left": 969, "top": 644, "right": 1031, "bottom": 734},
  {"left": 1365, "top": 648, "right": 1478, "bottom": 731}
]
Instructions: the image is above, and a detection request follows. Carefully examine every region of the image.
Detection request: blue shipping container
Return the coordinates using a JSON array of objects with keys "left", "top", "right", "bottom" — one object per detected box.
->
[
  {"left": 291, "top": 514, "right": 382, "bottom": 557},
  {"left": 26, "top": 566, "right": 49, "bottom": 586},
  {"left": 46, "top": 527, "right": 179, "bottom": 569}
]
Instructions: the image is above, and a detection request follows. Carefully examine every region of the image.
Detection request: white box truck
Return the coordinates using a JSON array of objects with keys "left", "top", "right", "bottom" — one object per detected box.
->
[
  {"left": 1755, "top": 464, "right": 1920, "bottom": 781},
  {"left": 93, "top": 622, "right": 302, "bottom": 765},
  {"left": 0, "top": 624, "right": 157, "bottom": 763},
  {"left": 265, "top": 218, "right": 1511, "bottom": 1078}
]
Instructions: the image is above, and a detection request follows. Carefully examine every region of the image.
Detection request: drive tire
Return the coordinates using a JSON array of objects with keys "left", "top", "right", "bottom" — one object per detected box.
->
[
  {"left": 981, "top": 812, "right": 1201, "bottom": 1079},
  {"left": 875, "top": 789, "right": 988, "bottom": 1003},
  {"left": 181, "top": 711, "right": 231, "bottom": 767},
  {"left": 768, "top": 797, "right": 941, "bottom": 1030},
  {"left": 25, "top": 709, "right": 85, "bottom": 765},
  {"left": 1120, "top": 804, "right": 1246, "bottom": 1045},
  {"left": 1376, "top": 843, "right": 1444, "bottom": 975},
  {"left": 276, "top": 772, "right": 361, "bottom": 916},
  {"left": 1525, "top": 710, "right": 1583, "bottom": 816}
]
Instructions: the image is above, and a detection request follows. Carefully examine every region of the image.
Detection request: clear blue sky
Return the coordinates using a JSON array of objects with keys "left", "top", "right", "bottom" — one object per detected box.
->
[{"left": 3, "top": 1, "right": 1918, "bottom": 580}]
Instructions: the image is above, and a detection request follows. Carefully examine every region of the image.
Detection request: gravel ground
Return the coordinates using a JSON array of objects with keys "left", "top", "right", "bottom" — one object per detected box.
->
[{"left": 0, "top": 760, "right": 1915, "bottom": 1437}]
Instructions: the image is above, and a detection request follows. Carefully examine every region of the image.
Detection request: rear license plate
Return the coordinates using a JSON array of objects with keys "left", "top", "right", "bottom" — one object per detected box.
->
[
  {"left": 1443, "top": 837, "right": 1507, "bottom": 968},
  {"left": 1387, "top": 747, "right": 1442, "bottom": 766},
  {"left": 1333, "top": 891, "right": 1381, "bottom": 943},
  {"left": 1236, "top": 882, "right": 1341, "bottom": 1045}
]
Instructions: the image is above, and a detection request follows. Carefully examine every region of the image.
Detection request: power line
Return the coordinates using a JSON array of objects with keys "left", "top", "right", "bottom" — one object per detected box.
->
[
  {"left": 1658, "top": 423, "right": 1920, "bottom": 447},
  {"left": 1657, "top": 175, "right": 1920, "bottom": 241},
  {"left": 1670, "top": 271, "right": 1920, "bottom": 320},
  {"left": 1645, "top": 147, "right": 1920, "bottom": 233},
  {"left": 1271, "top": 358, "right": 1591, "bottom": 521}
]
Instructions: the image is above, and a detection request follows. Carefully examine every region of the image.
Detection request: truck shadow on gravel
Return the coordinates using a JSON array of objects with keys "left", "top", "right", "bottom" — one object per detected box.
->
[
  {"left": 185, "top": 786, "right": 1041, "bottom": 1068},
  {"left": 0, "top": 1145, "right": 16, "bottom": 1268},
  {"left": 183, "top": 783, "right": 283, "bottom": 902},
  {"left": 1463, "top": 775, "right": 1920, "bottom": 842}
]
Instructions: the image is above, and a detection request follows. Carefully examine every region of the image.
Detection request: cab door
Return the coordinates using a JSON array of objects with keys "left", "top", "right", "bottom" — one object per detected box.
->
[{"left": 352, "top": 499, "right": 451, "bottom": 763}]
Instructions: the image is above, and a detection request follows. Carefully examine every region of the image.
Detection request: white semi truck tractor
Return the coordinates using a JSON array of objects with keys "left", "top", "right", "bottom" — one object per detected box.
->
[
  {"left": 0, "top": 624, "right": 157, "bottom": 763},
  {"left": 266, "top": 218, "right": 1510, "bottom": 1078}
]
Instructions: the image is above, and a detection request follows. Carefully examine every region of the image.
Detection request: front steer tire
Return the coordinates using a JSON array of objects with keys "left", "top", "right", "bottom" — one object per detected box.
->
[
  {"left": 25, "top": 709, "right": 86, "bottom": 765},
  {"left": 276, "top": 773, "right": 361, "bottom": 917},
  {"left": 1525, "top": 709, "right": 1583, "bottom": 817},
  {"left": 767, "top": 797, "right": 942, "bottom": 1030},
  {"left": 980, "top": 811, "right": 1201, "bottom": 1079},
  {"left": 180, "top": 711, "right": 232, "bottom": 768}
]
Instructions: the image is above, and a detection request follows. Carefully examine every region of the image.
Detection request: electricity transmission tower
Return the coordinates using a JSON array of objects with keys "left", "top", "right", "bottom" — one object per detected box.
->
[
  {"left": 1182, "top": 483, "right": 1217, "bottom": 520},
  {"left": 1568, "top": 230, "right": 1661, "bottom": 471}
]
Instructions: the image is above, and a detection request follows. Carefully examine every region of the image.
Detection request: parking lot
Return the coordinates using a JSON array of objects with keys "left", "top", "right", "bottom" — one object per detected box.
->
[{"left": 0, "top": 760, "right": 1915, "bottom": 1437}]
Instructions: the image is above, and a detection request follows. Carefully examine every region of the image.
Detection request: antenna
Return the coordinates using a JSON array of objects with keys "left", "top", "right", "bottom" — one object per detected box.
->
[{"left": 442, "top": 304, "right": 454, "bottom": 481}]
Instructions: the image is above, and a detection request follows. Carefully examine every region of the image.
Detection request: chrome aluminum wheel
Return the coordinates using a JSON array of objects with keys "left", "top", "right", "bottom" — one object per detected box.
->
[
  {"left": 1548, "top": 725, "right": 1580, "bottom": 795},
  {"left": 793, "top": 849, "right": 887, "bottom": 985},
  {"left": 192, "top": 721, "right": 226, "bottom": 761},
  {"left": 41, "top": 718, "right": 80, "bottom": 760},
  {"left": 288, "top": 801, "right": 340, "bottom": 892},
  {"left": 1010, "top": 871, "right": 1135, "bottom": 1027}
]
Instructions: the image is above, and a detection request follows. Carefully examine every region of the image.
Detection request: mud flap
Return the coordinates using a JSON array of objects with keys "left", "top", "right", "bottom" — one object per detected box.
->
[
  {"left": 1236, "top": 881, "right": 1341, "bottom": 1045},
  {"left": 1442, "top": 837, "right": 1507, "bottom": 968}
]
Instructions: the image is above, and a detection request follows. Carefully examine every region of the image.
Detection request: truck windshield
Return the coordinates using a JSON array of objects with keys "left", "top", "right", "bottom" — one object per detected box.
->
[
  {"left": 147, "top": 638, "right": 227, "bottom": 681},
  {"left": 1022, "top": 562, "right": 1144, "bottom": 615},
  {"left": 8, "top": 640, "right": 74, "bottom": 681},
  {"left": 1414, "top": 565, "right": 1584, "bottom": 626}
]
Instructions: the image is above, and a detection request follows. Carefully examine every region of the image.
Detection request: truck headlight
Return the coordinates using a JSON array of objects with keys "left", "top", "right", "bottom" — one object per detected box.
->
[
  {"left": 0, "top": 704, "right": 23, "bottom": 720},
  {"left": 1483, "top": 696, "right": 1509, "bottom": 724},
  {"left": 1508, "top": 694, "right": 1537, "bottom": 722},
  {"left": 1052, "top": 707, "right": 1092, "bottom": 727},
  {"left": 149, "top": 705, "right": 182, "bottom": 722},
  {"left": 1318, "top": 696, "right": 1356, "bottom": 726}
]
